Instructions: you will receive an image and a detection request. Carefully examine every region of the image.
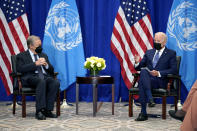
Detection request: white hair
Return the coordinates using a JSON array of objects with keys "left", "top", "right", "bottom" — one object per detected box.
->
[
  {"left": 27, "top": 35, "right": 40, "bottom": 48},
  {"left": 155, "top": 32, "right": 167, "bottom": 44}
]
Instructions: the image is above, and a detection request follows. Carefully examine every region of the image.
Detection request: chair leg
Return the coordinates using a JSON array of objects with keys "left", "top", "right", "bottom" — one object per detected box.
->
[
  {"left": 56, "top": 91, "right": 60, "bottom": 116},
  {"left": 13, "top": 94, "right": 16, "bottom": 115},
  {"left": 174, "top": 96, "right": 178, "bottom": 111},
  {"left": 22, "top": 94, "right": 26, "bottom": 118},
  {"left": 129, "top": 93, "right": 133, "bottom": 117},
  {"left": 162, "top": 96, "right": 166, "bottom": 119}
]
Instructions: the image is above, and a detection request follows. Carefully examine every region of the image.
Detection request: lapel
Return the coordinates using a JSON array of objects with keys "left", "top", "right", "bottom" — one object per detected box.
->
[
  {"left": 25, "top": 50, "right": 34, "bottom": 63},
  {"left": 150, "top": 49, "right": 156, "bottom": 61},
  {"left": 150, "top": 49, "right": 156, "bottom": 67}
]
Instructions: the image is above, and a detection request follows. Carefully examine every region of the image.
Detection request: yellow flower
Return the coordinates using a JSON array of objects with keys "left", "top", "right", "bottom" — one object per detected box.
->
[
  {"left": 84, "top": 56, "right": 106, "bottom": 71},
  {"left": 96, "top": 62, "right": 101, "bottom": 67}
]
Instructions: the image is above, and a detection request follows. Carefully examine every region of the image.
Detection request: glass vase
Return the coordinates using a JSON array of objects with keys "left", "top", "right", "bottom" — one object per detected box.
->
[{"left": 90, "top": 69, "right": 99, "bottom": 76}]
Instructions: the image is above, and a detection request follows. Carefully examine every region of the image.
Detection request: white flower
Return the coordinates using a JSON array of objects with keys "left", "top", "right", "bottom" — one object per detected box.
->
[
  {"left": 102, "top": 64, "right": 106, "bottom": 70},
  {"left": 96, "top": 62, "right": 101, "bottom": 67},
  {"left": 90, "top": 63, "right": 94, "bottom": 68},
  {"left": 86, "top": 58, "right": 90, "bottom": 61},
  {"left": 84, "top": 56, "right": 106, "bottom": 71},
  {"left": 84, "top": 61, "right": 87, "bottom": 66},
  {"left": 90, "top": 60, "right": 95, "bottom": 64}
]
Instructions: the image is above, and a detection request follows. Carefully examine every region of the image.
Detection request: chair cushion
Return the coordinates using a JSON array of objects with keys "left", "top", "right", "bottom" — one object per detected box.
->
[
  {"left": 21, "top": 87, "right": 36, "bottom": 94},
  {"left": 152, "top": 88, "right": 167, "bottom": 94},
  {"left": 129, "top": 87, "right": 174, "bottom": 96},
  {"left": 129, "top": 88, "right": 139, "bottom": 94}
]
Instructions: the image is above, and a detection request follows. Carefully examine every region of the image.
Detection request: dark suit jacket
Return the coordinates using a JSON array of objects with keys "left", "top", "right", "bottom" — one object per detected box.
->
[
  {"left": 135, "top": 47, "right": 177, "bottom": 86},
  {"left": 16, "top": 50, "right": 54, "bottom": 85}
]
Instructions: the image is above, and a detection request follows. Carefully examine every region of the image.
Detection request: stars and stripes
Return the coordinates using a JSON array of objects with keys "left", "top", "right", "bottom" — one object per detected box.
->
[
  {"left": 111, "top": 0, "right": 153, "bottom": 89},
  {"left": 0, "top": 0, "right": 29, "bottom": 95}
]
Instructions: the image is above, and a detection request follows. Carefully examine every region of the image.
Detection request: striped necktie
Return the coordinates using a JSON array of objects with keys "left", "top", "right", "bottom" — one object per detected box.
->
[
  {"left": 34, "top": 54, "right": 44, "bottom": 79},
  {"left": 153, "top": 51, "right": 160, "bottom": 68}
]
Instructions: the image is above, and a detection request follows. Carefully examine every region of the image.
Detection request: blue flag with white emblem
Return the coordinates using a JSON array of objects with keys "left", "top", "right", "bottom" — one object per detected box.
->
[
  {"left": 166, "top": 0, "right": 197, "bottom": 91},
  {"left": 42, "top": 0, "right": 86, "bottom": 91}
]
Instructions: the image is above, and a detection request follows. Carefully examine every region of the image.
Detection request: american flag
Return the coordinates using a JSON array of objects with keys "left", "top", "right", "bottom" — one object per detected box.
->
[
  {"left": 111, "top": 0, "right": 153, "bottom": 89},
  {"left": 0, "top": 0, "right": 29, "bottom": 95}
]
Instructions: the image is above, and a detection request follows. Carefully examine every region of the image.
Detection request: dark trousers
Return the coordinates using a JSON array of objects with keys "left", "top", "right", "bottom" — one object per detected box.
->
[
  {"left": 26, "top": 75, "right": 60, "bottom": 112},
  {"left": 138, "top": 69, "right": 165, "bottom": 114}
]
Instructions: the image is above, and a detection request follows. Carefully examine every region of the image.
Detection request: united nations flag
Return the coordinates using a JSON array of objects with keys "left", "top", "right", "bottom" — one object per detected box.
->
[
  {"left": 42, "top": 0, "right": 86, "bottom": 91},
  {"left": 166, "top": 0, "right": 197, "bottom": 91}
]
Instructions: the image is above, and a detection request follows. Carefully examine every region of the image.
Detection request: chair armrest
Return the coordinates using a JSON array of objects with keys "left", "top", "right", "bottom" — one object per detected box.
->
[
  {"left": 131, "top": 73, "right": 140, "bottom": 88},
  {"left": 132, "top": 73, "right": 140, "bottom": 77},
  {"left": 10, "top": 72, "right": 22, "bottom": 77},
  {"left": 53, "top": 72, "right": 59, "bottom": 79},
  {"left": 166, "top": 74, "right": 181, "bottom": 94},
  {"left": 167, "top": 74, "right": 181, "bottom": 80},
  {"left": 53, "top": 72, "right": 59, "bottom": 76},
  {"left": 10, "top": 72, "right": 23, "bottom": 89}
]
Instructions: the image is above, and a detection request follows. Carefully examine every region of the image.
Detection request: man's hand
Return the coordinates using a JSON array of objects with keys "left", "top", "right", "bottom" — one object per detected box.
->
[
  {"left": 35, "top": 58, "right": 48, "bottom": 66},
  {"left": 134, "top": 55, "right": 140, "bottom": 64},
  {"left": 150, "top": 70, "right": 159, "bottom": 76}
]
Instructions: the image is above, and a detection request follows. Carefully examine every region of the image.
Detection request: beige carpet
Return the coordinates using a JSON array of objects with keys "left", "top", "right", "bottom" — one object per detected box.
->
[{"left": 0, "top": 102, "right": 182, "bottom": 131}]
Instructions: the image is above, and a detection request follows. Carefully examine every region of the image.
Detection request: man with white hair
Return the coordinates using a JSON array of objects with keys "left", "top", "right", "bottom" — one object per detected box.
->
[
  {"left": 134, "top": 32, "right": 177, "bottom": 121},
  {"left": 17, "top": 35, "right": 60, "bottom": 120}
]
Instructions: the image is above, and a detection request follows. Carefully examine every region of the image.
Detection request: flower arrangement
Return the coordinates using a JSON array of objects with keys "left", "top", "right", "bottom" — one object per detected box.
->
[{"left": 84, "top": 56, "right": 106, "bottom": 76}]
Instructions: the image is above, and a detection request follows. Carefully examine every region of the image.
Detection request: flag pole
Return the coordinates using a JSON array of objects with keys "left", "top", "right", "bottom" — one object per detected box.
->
[
  {"left": 61, "top": 90, "right": 70, "bottom": 108},
  {"left": 8, "top": 102, "right": 20, "bottom": 108},
  {"left": 7, "top": 95, "right": 21, "bottom": 108},
  {"left": 177, "top": 79, "right": 182, "bottom": 110}
]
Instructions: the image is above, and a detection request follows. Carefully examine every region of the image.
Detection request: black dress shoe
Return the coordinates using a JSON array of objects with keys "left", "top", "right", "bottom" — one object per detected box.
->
[
  {"left": 42, "top": 110, "right": 57, "bottom": 118},
  {"left": 135, "top": 113, "right": 148, "bottom": 121},
  {"left": 35, "top": 111, "right": 46, "bottom": 120},
  {"left": 148, "top": 100, "right": 156, "bottom": 107},
  {"left": 168, "top": 110, "right": 184, "bottom": 121}
]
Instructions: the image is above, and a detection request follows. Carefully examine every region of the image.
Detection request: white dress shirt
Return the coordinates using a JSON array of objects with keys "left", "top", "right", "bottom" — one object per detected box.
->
[
  {"left": 134, "top": 47, "right": 166, "bottom": 77},
  {"left": 152, "top": 47, "right": 165, "bottom": 63},
  {"left": 28, "top": 49, "right": 48, "bottom": 74}
]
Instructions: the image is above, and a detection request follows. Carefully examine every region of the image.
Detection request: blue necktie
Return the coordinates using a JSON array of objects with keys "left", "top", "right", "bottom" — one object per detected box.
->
[
  {"left": 153, "top": 51, "right": 160, "bottom": 68},
  {"left": 34, "top": 54, "right": 44, "bottom": 79}
]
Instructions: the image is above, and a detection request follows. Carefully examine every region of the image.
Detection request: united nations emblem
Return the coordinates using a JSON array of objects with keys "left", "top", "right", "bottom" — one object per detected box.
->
[
  {"left": 167, "top": 1, "right": 197, "bottom": 51},
  {"left": 44, "top": 1, "right": 82, "bottom": 51}
]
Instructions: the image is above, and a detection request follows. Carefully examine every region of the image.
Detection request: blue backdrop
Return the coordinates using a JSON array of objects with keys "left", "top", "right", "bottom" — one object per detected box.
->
[{"left": 0, "top": 0, "right": 188, "bottom": 102}]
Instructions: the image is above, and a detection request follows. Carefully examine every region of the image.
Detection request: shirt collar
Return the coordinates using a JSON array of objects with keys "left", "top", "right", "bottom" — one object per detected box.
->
[
  {"left": 28, "top": 49, "right": 34, "bottom": 56},
  {"left": 157, "top": 46, "right": 165, "bottom": 54}
]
